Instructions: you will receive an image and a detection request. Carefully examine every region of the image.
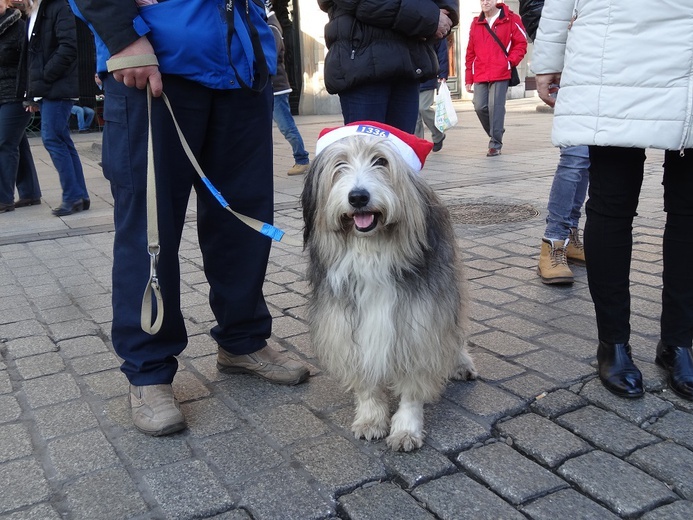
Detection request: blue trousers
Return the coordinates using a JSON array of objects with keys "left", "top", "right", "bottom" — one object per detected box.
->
[
  {"left": 273, "top": 93, "right": 309, "bottom": 165},
  {"left": 40, "top": 99, "right": 88, "bottom": 205},
  {"left": 17, "top": 132, "right": 41, "bottom": 200},
  {"left": 0, "top": 102, "right": 31, "bottom": 204},
  {"left": 544, "top": 145, "right": 590, "bottom": 240},
  {"left": 338, "top": 79, "right": 420, "bottom": 133},
  {"left": 585, "top": 146, "right": 693, "bottom": 348},
  {"left": 102, "top": 75, "right": 275, "bottom": 385}
]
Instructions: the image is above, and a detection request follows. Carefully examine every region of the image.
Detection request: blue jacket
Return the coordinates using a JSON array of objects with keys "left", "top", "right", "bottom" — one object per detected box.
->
[
  {"left": 420, "top": 38, "right": 449, "bottom": 92},
  {"left": 69, "top": 0, "right": 276, "bottom": 90}
]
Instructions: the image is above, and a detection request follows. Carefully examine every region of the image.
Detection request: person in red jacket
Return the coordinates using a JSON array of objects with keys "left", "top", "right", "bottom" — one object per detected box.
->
[{"left": 465, "top": 1, "right": 527, "bottom": 156}]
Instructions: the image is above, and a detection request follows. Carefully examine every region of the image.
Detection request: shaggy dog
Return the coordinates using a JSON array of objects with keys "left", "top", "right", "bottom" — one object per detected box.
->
[{"left": 301, "top": 124, "right": 477, "bottom": 452}]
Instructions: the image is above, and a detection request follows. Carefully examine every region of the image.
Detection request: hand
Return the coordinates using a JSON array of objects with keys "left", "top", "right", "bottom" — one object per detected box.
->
[
  {"left": 465, "top": 83, "right": 473, "bottom": 93},
  {"left": 110, "top": 37, "right": 163, "bottom": 97},
  {"left": 436, "top": 9, "right": 452, "bottom": 40},
  {"left": 536, "top": 72, "right": 562, "bottom": 108}
]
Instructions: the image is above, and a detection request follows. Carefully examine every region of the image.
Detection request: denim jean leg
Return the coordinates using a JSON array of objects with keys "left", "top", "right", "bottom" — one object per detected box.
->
[
  {"left": 40, "top": 100, "right": 86, "bottom": 204},
  {"left": 545, "top": 145, "right": 591, "bottom": 239},
  {"left": 273, "top": 94, "right": 309, "bottom": 164}
]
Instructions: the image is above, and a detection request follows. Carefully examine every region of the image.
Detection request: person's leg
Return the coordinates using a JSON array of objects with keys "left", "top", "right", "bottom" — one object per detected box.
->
[
  {"left": 272, "top": 93, "right": 309, "bottom": 165},
  {"left": 415, "top": 90, "right": 429, "bottom": 139},
  {"left": 487, "top": 80, "right": 508, "bottom": 152},
  {"left": 40, "top": 100, "right": 85, "bottom": 208},
  {"left": 0, "top": 102, "right": 29, "bottom": 207},
  {"left": 585, "top": 145, "right": 645, "bottom": 397},
  {"left": 472, "top": 83, "right": 491, "bottom": 138},
  {"left": 657, "top": 149, "right": 693, "bottom": 399},
  {"left": 84, "top": 106, "right": 95, "bottom": 130},
  {"left": 545, "top": 146, "right": 590, "bottom": 241},
  {"left": 420, "top": 88, "right": 444, "bottom": 144},
  {"left": 339, "top": 82, "right": 390, "bottom": 125},
  {"left": 71, "top": 105, "right": 86, "bottom": 131},
  {"left": 16, "top": 132, "right": 42, "bottom": 202},
  {"left": 385, "top": 79, "right": 420, "bottom": 133}
]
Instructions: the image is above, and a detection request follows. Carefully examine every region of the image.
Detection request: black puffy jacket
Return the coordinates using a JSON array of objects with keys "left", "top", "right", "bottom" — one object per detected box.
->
[
  {"left": 519, "top": 0, "right": 543, "bottom": 41},
  {"left": 0, "top": 9, "right": 25, "bottom": 104},
  {"left": 318, "top": 0, "right": 459, "bottom": 94},
  {"left": 26, "top": 0, "right": 79, "bottom": 100}
]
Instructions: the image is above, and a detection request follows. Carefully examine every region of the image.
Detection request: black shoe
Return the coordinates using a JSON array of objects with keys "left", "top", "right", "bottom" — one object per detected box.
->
[
  {"left": 597, "top": 341, "right": 644, "bottom": 398},
  {"left": 432, "top": 135, "right": 445, "bottom": 152},
  {"left": 82, "top": 198, "right": 91, "bottom": 211},
  {"left": 655, "top": 341, "right": 693, "bottom": 400},
  {"left": 14, "top": 198, "right": 41, "bottom": 208},
  {"left": 0, "top": 202, "right": 15, "bottom": 213},
  {"left": 52, "top": 200, "right": 84, "bottom": 217}
]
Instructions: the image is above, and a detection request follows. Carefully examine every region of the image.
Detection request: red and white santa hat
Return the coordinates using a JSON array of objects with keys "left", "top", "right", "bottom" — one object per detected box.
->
[{"left": 315, "top": 121, "right": 434, "bottom": 171}]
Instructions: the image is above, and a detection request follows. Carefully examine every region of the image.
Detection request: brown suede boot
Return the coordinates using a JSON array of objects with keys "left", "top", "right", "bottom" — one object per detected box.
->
[
  {"left": 537, "top": 238, "right": 574, "bottom": 285},
  {"left": 217, "top": 345, "right": 309, "bottom": 385},
  {"left": 566, "top": 227, "right": 586, "bottom": 265}
]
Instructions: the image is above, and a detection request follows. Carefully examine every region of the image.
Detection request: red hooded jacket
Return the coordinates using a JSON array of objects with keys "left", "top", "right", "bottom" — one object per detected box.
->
[{"left": 465, "top": 3, "right": 528, "bottom": 85}]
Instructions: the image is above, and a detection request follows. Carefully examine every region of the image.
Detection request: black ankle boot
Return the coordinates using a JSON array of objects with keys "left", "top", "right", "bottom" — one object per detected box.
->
[
  {"left": 655, "top": 341, "right": 693, "bottom": 400},
  {"left": 597, "top": 341, "right": 644, "bottom": 398}
]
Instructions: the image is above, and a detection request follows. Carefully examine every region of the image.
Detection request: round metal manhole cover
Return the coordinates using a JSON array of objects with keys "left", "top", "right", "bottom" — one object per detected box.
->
[{"left": 447, "top": 202, "right": 539, "bottom": 225}]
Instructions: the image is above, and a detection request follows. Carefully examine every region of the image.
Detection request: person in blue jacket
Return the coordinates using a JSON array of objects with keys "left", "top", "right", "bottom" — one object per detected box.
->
[
  {"left": 69, "top": 0, "right": 309, "bottom": 437},
  {"left": 415, "top": 37, "right": 449, "bottom": 152}
]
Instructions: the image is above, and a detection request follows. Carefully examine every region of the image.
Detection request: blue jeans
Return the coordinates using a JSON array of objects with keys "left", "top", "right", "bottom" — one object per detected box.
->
[
  {"left": 71, "top": 105, "right": 95, "bottom": 131},
  {"left": 273, "top": 93, "right": 308, "bottom": 165},
  {"left": 544, "top": 145, "right": 590, "bottom": 240},
  {"left": 17, "top": 132, "right": 41, "bottom": 200},
  {"left": 40, "top": 99, "right": 89, "bottom": 205},
  {"left": 0, "top": 102, "right": 32, "bottom": 204},
  {"left": 338, "top": 80, "right": 420, "bottom": 133}
]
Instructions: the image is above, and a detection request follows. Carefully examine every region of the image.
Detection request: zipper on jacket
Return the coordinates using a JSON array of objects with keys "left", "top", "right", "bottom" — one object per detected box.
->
[{"left": 349, "top": 18, "right": 357, "bottom": 60}]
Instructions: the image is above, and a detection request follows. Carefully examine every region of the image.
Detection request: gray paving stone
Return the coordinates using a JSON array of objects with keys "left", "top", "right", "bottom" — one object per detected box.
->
[
  {"left": 63, "top": 467, "right": 149, "bottom": 519},
  {"left": 22, "top": 372, "right": 81, "bottom": 408},
  {"left": 4, "top": 335, "right": 57, "bottom": 359},
  {"left": 627, "top": 441, "right": 693, "bottom": 500},
  {"left": 381, "top": 444, "right": 455, "bottom": 488},
  {"left": 557, "top": 405, "right": 659, "bottom": 457},
  {"left": 47, "top": 429, "right": 120, "bottom": 480},
  {"left": 251, "top": 403, "right": 330, "bottom": 447},
  {"left": 69, "top": 351, "right": 121, "bottom": 375},
  {"left": 0, "top": 369, "right": 11, "bottom": 394},
  {"left": 499, "top": 373, "right": 559, "bottom": 400},
  {"left": 423, "top": 400, "right": 491, "bottom": 453},
  {"left": 557, "top": 450, "right": 677, "bottom": 517},
  {"left": 520, "top": 488, "right": 619, "bottom": 520},
  {"left": 0, "top": 458, "right": 51, "bottom": 513},
  {"left": 339, "top": 482, "right": 435, "bottom": 520},
  {"left": 473, "top": 352, "right": 525, "bottom": 381},
  {"left": 0, "top": 394, "right": 21, "bottom": 422},
  {"left": 412, "top": 472, "right": 525, "bottom": 520},
  {"left": 207, "top": 510, "right": 253, "bottom": 520},
  {"left": 514, "top": 350, "right": 594, "bottom": 384},
  {"left": 530, "top": 388, "right": 588, "bottom": 419},
  {"left": 469, "top": 330, "right": 540, "bottom": 357},
  {"left": 641, "top": 500, "right": 693, "bottom": 520},
  {"left": 496, "top": 413, "right": 591, "bottom": 467},
  {"left": 0, "top": 423, "right": 33, "bottom": 462},
  {"left": 0, "top": 503, "right": 61, "bottom": 519},
  {"left": 198, "top": 426, "right": 283, "bottom": 485},
  {"left": 33, "top": 400, "right": 99, "bottom": 439},
  {"left": 0, "top": 320, "right": 44, "bottom": 341},
  {"left": 538, "top": 332, "right": 597, "bottom": 361},
  {"left": 443, "top": 380, "right": 526, "bottom": 420},
  {"left": 239, "top": 466, "right": 334, "bottom": 520},
  {"left": 15, "top": 352, "right": 65, "bottom": 380},
  {"left": 180, "top": 397, "right": 242, "bottom": 437},
  {"left": 82, "top": 369, "right": 127, "bottom": 399},
  {"left": 216, "top": 374, "right": 295, "bottom": 411},
  {"left": 56, "top": 335, "right": 110, "bottom": 358},
  {"left": 143, "top": 460, "right": 234, "bottom": 520},
  {"left": 456, "top": 442, "right": 568, "bottom": 505},
  {"left": 292, "top": 435, "right": 388, "bottom": 496},
  {"left": 293, "top": 374, "right": 352, "bottom": 412},
  {"left": 645, "top": 409, "right": 693, "bottom": 450},
  {"left": 579, "top": 379, "right": 674, "bottom": 424},
  {"left": 171, "top": 369, "right": 211, "bottom": 401},
  {"left": 117, "top": 431, "right": 192, "bottom": 470}
]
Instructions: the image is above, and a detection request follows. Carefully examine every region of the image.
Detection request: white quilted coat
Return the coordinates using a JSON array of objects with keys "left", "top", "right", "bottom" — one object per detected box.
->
[{"left": 531, "top": 0, "right": 693, "bottom": 151}]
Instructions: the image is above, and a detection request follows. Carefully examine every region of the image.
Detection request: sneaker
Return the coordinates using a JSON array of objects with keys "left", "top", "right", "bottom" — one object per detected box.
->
[
  {"left": 130, "top": 384, "right": 186, "bottom": 436},
  {"left": 537, "top": 238, "right": 574, "bottom": 284},
  {"left": 0, "top": 202, "right": 15, "bottom": 214},
  {"left": 566, "top": 227, "right": 585, "bottom": 265},
  {"left": 217, "top": 345, "right": 309, "bottom": 385},
  {"left": 432, "top": 135, "right": 446, "bottom": 152},
  {"left": 14, "top": 198, "right": 41, "bottom": 208},
  {"left": 486, "top": 148, "right": 501, "bottom": 157},
  {"left": 287, "top": 163, "right": 309, "bottom": 176}
]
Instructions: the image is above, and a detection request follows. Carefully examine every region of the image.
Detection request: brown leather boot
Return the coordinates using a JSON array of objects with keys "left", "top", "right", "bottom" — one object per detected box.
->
[
  {"left": 537, "top": 238, "right": 574, "bottom": 285},
  {"left": 566, "top": 227, "right": 586, "bottom": 265}
]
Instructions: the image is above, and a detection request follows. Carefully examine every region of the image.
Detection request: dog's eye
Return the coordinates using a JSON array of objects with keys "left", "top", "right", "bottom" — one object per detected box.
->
[{"left": 373, "top": 157, "right": 388, "bottom": 167}]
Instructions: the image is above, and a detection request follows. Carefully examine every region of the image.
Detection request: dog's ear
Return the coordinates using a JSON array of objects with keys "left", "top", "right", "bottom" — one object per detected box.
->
[{"left": 301, "top": 160, "right": 318, "bottom": 248}]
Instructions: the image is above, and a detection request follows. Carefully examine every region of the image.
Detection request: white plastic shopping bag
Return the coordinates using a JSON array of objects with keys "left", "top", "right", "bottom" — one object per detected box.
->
[{"left": 434, "top": 81, "right": 458, "bottom": 132}]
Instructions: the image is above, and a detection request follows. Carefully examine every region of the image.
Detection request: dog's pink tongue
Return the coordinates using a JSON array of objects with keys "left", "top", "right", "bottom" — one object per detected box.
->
[{"left": 354, "top": 213, "right": 374, "bottom": 228}]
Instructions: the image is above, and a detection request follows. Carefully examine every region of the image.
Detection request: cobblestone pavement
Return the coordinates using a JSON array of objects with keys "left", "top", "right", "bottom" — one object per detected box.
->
[{"left": 1, "top": 99, "right": 692, "bottom": 519}]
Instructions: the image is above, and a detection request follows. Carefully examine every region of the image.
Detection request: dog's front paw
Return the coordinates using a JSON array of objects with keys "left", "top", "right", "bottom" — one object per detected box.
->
[
  {"left": 352, "top": 421, "right": 388, "bottom": 441},
  {"left": 386, "top": 430, "right": 424, "bottom": 452},
  {"left": 452, "top": 364, "right": 478, "bottom": 381}
]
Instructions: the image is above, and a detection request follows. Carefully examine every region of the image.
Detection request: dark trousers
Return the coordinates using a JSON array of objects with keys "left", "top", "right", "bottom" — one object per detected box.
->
[
  {"left": 0, "top": 102, "right": 31, "bottom": 204},
  {"left": 102, "top": 75, "right": 275, "bottom": 385},
  {"left": 585, "top": 146, "right": 693, "bottom": 348},
  {"left": 338, "top": 79, "right": 420, "bottom": 133}
]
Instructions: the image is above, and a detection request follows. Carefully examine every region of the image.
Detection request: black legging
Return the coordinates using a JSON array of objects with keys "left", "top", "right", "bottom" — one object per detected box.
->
[{"left": 584, "top": 146, "right": 693, "bottom": 348}]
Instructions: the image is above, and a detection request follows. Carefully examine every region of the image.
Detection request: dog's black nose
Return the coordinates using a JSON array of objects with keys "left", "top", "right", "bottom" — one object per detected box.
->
[{"left": 348, "top": 189, "right": 370, "bottom": 208}]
